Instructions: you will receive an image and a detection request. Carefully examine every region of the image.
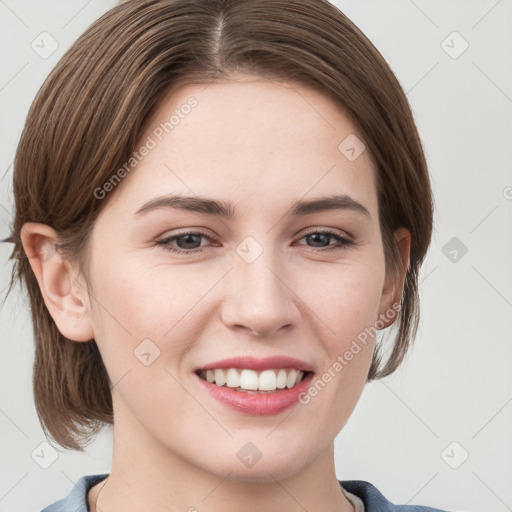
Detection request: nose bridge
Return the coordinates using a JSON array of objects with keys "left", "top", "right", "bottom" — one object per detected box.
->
[{"left": 222, "top": 236, "right": 297, "bottom": 336}]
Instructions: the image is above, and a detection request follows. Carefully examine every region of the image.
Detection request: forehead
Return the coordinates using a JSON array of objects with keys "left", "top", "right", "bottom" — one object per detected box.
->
[{"left": 103, "top": 76, "right": 378, "bottom": 220}]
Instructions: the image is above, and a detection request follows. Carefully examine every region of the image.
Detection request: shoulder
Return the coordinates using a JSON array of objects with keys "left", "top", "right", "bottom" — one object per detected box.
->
[
  {"left": 339, "top": 479, "right": 452, "bottom": 512},
  {"left": 40, "top": 474, "right": 109, "bottom": 512}
]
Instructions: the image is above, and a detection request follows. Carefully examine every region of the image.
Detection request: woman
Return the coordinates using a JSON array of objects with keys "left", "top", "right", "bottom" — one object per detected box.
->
[{"left": 3, "top": 0, "right": 448, "bottom": 510}]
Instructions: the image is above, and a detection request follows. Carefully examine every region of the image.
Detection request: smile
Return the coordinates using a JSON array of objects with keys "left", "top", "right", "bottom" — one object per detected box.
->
[{"left": 196, "top": 367, "right": 307, "bottom": 393}]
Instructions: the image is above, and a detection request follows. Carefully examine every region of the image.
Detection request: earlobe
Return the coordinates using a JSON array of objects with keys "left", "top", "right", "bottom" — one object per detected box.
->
[
  {"left": 378, "top": 227, "right": 411, "bottom": 329},
  {"left": 20, "top": 222, "right": 94, "bottom": 342}
]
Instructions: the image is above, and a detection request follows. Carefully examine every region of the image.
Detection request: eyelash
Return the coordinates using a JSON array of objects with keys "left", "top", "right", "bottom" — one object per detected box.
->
[{"left": 155, "top": 229, "right": 354, "bottom": 255}]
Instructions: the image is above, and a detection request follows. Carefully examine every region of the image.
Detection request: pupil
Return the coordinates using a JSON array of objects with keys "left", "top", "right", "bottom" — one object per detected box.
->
[
  {"left": 178, "top": 234, "right": 200, "bottom": 249},
  {"left": 309, "top": 233, "right": 328, "bottom": 247}
]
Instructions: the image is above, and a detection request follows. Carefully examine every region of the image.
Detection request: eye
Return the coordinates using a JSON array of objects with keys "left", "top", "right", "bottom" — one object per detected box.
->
[
  {"left": 156, "top": 231, "right": 214, "bottom": 254},
  {"left": 155, "top": 228, "right": 354, "bottom": 255},
  {"left": 294, "top": 229, "right": 353, "bottom": 252}
]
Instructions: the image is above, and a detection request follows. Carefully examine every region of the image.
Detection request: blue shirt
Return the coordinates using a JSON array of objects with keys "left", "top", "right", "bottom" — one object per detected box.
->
[{"left": 40, "top": 473, "right": 451, "bottom": 511}]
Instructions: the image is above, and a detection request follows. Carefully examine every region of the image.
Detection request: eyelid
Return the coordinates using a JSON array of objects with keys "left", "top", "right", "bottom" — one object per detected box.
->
[
  {"left": 155, "top": 227, "right": 217, "bottom": 244},
  {"left": 298, "top": 226, "right": 353, "bottom": 241}
]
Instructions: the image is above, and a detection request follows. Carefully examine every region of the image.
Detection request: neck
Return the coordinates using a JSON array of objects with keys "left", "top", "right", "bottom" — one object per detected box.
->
[{"left": 90, "top": 410, "right": 354, "bottom": 512}]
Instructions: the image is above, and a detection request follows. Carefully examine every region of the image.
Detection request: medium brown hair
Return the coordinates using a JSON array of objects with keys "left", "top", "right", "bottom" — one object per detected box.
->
[{"left": 2, "top": 0, "right": 434, "bottom": 450}]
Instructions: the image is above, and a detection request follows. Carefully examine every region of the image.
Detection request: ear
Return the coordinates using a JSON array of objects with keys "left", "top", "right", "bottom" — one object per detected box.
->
[
  {"left": 20, "top": 222, "right": 94, "bottom": 342},
  {"left": 377, "top": 227, "right": 411, "bottom": 329}
]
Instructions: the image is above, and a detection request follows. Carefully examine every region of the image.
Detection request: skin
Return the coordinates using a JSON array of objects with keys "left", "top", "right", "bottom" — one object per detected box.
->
[{"left": 21, "top": 75, "right": 410, "bottom": 512}]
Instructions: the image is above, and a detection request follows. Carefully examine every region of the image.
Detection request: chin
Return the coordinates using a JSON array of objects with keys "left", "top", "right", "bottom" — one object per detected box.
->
[
  {"left": 208, "top": 444, "right": 311, "bottom": 484},
  {"left": 224, "top": 461, "right": 305, "bottom": 484}
]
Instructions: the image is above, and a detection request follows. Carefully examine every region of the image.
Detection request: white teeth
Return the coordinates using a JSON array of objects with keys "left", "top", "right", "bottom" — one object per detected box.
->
[
  {"left": 225, "top": 368, "right": 240, "bottom": 388},
  {"left": 276, "top": 369, "right": 287, "bottom": 389},
  {"left": 214, "top": 369, "right": 226, "bottom": 386},
  {"left": 258, "top": 369, "right": 277, "bottom": 391},
  {"left": 199, "top": 368, "right": 306, "bottom": 392},
  {"left": 286, "top": 369, "right": 298, "bottom": 388},
  {"left": 239, "top": 369, "right": 259, "bottom": 390}
]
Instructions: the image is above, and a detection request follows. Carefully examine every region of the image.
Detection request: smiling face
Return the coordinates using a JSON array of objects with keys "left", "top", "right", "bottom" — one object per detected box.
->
[{"left": 60, "top": 75, "right": 407, "bottom": 482}]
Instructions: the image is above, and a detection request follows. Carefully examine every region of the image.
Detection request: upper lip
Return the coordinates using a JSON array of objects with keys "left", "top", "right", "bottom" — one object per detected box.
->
[{"left": 197, "top": 356, "right": 314, "bottom": 373}]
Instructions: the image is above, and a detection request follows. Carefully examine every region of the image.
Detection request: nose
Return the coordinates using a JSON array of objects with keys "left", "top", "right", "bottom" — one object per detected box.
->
[{"left": 220, "top": 248, "right": 300, "bottom": 338}]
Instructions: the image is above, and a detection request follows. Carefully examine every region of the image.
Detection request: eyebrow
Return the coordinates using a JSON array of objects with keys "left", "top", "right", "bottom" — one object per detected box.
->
[{"left": 134, "top": 194, "right": 371, "bottom": 219}]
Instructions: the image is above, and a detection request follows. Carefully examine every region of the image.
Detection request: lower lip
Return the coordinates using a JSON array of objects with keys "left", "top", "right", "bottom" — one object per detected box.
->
[{"left": 194, "top": 371, "right": 314, "bottom": 416}]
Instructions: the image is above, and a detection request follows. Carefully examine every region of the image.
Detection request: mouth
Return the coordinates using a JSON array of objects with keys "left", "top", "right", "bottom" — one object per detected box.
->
[
  {"left": 195, "top": 367, "right": 312, "bottom": 394},
  {"left": 194, "top": 356, "right": 316, "bottom": 415}
]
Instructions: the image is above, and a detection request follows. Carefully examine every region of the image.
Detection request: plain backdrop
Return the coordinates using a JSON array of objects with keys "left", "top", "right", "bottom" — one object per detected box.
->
[{"left": 0, "top": 1, "right": 511, "bottom": 511}]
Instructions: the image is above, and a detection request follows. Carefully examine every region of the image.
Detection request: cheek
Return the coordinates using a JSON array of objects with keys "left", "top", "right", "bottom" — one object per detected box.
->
[
  {"left": 297, "top": 259, "right": 384, "bottom": 345},
  {"left": 295, "top": 261, "right": 382, "bottom": 403},
  {"left": 87, "top": 256, "right": 222, "bottom": 391},
  {"left": 90, "top": 254, "right": 209, "bottom": 336}
]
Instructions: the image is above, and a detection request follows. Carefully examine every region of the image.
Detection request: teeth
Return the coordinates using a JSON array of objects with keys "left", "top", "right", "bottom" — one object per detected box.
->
[
  {"left": 258, "top": 369, "right": 276, "bottom": 391},
  {"left": 226, "top": 368, "right": 240, "bottom": 388},
  {"left": 239, "top": 369, "right": 258, "bottom": 390},
  {"left": 199, "top": 368, "right": 306, "bottom": 392},
  {"left": 276, "top": 369, "right": 287, "bottom": 388},
  {"left": 214, "top": 369, "right": 226, "bottom": 386},
  {"left": 286, "top": 369, "right": 298, "bottom": 388}
]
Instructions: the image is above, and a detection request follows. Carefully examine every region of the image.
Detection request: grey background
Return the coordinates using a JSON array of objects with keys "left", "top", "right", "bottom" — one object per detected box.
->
[{"left": 1, "top": 1, "right": 511, "bottom": 511}]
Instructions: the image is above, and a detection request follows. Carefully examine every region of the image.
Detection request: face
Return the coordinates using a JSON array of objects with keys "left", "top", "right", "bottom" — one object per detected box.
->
[{"left": 41, "top": 76, "right": 407, "bottom": 482}]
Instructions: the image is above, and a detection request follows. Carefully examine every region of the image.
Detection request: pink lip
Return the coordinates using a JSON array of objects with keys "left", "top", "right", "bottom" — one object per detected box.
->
[
  {"left": 197, "top": 355, "right": 314, "bottom": 372},
  {"left": 194, "top": 371, "right": 314, "bottom": 416}
]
